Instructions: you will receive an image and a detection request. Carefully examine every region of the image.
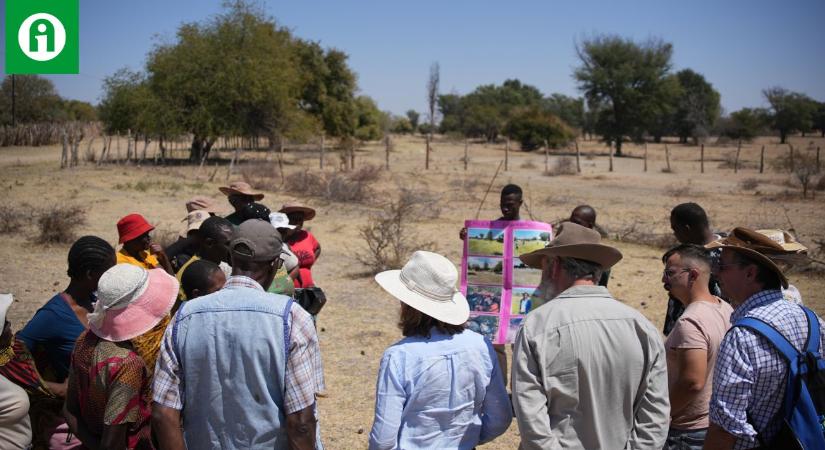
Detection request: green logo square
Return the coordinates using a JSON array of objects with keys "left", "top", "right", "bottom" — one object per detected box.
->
[{"left": 5, "top": 0, "right": 79, "bottom": 74}]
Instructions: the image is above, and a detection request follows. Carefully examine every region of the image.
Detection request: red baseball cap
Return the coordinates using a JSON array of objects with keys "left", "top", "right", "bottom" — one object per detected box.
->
[{"left": 117, "top": 214, "right": 155, "bottom": 244}]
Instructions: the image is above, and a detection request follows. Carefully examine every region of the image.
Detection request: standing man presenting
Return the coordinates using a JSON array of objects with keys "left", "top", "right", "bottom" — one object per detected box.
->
[
  {"left": 512, "top": 222, "right": 669, "bottom": 449},
  {"left": 459, "top": 183, "right": 523, "bottom": 384}
]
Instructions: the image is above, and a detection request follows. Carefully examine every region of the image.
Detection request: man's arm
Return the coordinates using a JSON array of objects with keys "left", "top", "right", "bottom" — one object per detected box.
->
[
  {"left": 63, "top": 402, "right": 101, "bottom": 449},
  {"left": 669, "top": 348, "right": 708, "bottom": 413},
  {"left": 479, "top": 342, "right": 512, "bottom": 444},
  {"left": 511, "top": 325, "right": 554, "bottom": 450},
  {"left": 703, "top": 423, "right": 736, "bottom": 450},
  {"left": 152, "top": 403, "right": 186, "bottom": 450},
  {"left": 286, "top": 404, "right": 317, "bottom": 450},
  {"left": 368, "top": 354, "right": 404, "bottom": 450},
  {"left": 100, "top": 424, "right": 129, "bottom": 450},
  {"left": 284, "top": 307, "right": 322, "bottom": 449},
  {"left": 627, "top": 331, "right": 670, "bottom": 449}
]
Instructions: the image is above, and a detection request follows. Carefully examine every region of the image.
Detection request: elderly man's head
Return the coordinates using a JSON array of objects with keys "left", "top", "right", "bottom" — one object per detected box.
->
[
  {"left": 230, "top": 220, "right": 284, "bottom": 290},
  {"left": 537, "top": 255, "right": 603, "bottom": 302}
]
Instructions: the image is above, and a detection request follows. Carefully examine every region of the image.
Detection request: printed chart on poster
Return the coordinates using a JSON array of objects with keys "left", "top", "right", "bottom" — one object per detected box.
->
[{"left": 461, "top": 220, "right": 553, "bottom": 344}]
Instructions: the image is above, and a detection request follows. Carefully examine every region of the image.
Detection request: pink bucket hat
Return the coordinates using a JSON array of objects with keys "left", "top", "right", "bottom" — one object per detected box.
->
[{"left": 88, "top": 264, "right": 178, "bottom": 342}]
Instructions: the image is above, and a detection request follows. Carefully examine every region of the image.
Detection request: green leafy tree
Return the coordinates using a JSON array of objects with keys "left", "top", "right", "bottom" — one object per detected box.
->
[
  {"left": 720, "top": 108, "right": 769, "bottom": 141},
  {"left": 0, "top": 75, "right": 63, "bottom": 124},
  {"left": 98, "top": 69, "right": 147, "bottom": 134},
  {"left": 405, "top": 110, "right": 420, "bottom": 132},
  {"left": 762, "top": 87, "right": 816, "bottom": 144},
  {"left": 353, "top": 95, "right": 385, "bottom": 141},
  {"left": 645, "top": 74, "right": 682, "bottom": 143},
  {"left": 295, "top": 41, "right": 357, "bottom": 138},
  {"left": 812, "top": 101, "right": 825, "bottom": 138},
  {"left": 671, "top": 69, "right": 721, "bottom": 144},
  {"left": 574, "top": 35, "right": 674, "bottom": 155},
  {"left": 542, "top": 94, "right": 585, "bottom": 130},
  {"left": 504, "top": 107, "right": 576, "bottom": 151},
  {"left": 391, "top": 116, "right": 413, "bottom": 134}
]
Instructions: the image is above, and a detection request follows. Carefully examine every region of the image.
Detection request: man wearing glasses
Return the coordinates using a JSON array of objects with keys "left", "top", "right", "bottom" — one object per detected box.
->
[{"left": 660, "top": 244, "right": 733, "bottom": 450}]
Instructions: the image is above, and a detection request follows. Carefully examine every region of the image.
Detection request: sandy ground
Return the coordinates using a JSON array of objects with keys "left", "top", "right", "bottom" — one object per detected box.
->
[{"left": 1, "top": 134, "right": 823, "bottom": 449}]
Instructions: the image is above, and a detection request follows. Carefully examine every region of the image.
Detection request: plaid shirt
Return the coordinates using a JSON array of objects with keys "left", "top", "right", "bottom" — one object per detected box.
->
[
  {"left": 153, "top": 275, "right": 325, "bottom": 414},
  {"left": 709, "top": 289, "right": 825, "bottom": 449}
]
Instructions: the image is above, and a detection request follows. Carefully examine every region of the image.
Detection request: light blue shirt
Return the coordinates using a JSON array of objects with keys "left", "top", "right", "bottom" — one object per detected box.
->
[{"left": 368, "top": 328, "right": 512, "bottom": 450}]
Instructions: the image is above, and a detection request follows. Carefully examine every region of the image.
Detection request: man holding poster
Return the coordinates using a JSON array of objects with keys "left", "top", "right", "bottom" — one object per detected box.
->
[{"left": 511, "top": 223, "right": 669, "bottom": 449}]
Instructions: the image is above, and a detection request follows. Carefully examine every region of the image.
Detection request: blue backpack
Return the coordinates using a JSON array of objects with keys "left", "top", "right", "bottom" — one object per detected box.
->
[{"left": 734, "top": 307, "right": 825, "bottom": 449}]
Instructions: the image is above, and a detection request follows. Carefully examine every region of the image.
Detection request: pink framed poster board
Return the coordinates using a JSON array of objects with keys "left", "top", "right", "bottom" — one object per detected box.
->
[{"left": 460, "top": 220, "right": 553, "bottom": 344}]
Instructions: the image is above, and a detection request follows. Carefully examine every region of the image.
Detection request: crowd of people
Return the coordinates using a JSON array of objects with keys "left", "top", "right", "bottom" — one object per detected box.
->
[{"left": 0, "top": 180, "right": 822, "bottom": 450}]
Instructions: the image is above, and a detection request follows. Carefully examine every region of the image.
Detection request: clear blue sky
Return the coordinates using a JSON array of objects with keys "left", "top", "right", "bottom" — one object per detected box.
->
[{"left": 2, "top": 0, "right": 824, "bottom": 116}]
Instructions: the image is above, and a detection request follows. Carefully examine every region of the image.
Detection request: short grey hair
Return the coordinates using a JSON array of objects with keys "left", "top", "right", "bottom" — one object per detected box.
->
[{"left": 557, "top": 256, "right": 603, "bottom": 282}]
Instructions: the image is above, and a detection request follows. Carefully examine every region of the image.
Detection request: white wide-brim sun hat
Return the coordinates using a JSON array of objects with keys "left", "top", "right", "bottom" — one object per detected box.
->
[{"left": 375, "top": 250, "right": 469, "bottom": 325}]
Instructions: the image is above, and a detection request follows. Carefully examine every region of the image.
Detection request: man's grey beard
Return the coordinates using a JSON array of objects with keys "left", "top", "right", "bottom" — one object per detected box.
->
[{"left": 535, "top": 279, "right": 559, "bottom": 303}]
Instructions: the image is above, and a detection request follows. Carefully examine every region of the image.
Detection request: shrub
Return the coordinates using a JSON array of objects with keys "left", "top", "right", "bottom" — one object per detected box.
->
[
  {"left": 356, "top": 192, "right": 434, "bottom": 274},
  {"left": 284, "top": 164, "right": 382, "bottom": 203},
  {"left": 35, "top": 205, "right": 86, "bottom": 244},
  {"left": 504, "top": 108, "right": 576, "bottom": 151},
  {"left": 0, "top": 203, "right": 34, "bottom": 234},
  {"left": 739, "top": 178, "right": 760, "bottom": 190}
]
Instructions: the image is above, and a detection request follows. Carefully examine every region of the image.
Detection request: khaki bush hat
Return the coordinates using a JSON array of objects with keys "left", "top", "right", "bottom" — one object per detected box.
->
[
  {"left": 519, "top": 222, "right": 623, "bottom": 270},
  {"left": 219, "top": 181, "right": 264, "bottom": 200},
  {"left": 706, "top": 227, "right": 790, "bottom": 289}
]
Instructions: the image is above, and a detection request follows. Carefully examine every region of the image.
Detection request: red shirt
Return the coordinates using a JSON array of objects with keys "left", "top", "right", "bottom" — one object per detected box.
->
[{"left": 287, "top": 230, "right": 320, "bottom": 288}]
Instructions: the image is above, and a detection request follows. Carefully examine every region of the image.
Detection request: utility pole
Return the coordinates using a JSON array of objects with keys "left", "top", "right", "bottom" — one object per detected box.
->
[{"left": 11, "top": 75, "right": 16, "bottom": 126}]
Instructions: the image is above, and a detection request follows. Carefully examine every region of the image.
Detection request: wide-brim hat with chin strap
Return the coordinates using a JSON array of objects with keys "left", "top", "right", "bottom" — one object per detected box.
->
[
  {"left": 375, "top": 251, "right": 469, "bottom": 325},
  {"left": 519, "top": 221, "right": 623, "bottom": 270},
  {"left": 88, "top": 264, "right": 178, "bottom": 342},
  {"left": 279, "top": 202, "right": 316, "bottom": 221},
  {"left": 219, "top": 181, "right": 265, "bottom": 200},
  {"left": 706, "top": 227, "right": 791, "bottom": 289}
]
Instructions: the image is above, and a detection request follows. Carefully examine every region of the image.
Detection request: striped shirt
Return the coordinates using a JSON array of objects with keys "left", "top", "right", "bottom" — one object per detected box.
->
[
  {"left": 152, "top": 275, "right": 325, "bottom": 414},
  {"left": 709, "top": 289, "right": 825, "bottom": 449}
]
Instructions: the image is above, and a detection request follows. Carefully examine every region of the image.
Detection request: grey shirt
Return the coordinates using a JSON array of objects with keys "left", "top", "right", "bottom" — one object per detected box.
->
[{"left": 512, "top": 285, "right": 669, "bottom": 449}]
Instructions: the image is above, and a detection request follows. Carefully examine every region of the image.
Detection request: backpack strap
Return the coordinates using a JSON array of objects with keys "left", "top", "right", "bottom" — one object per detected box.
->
[{"left": 802, "top": 307, "right": 821, "bottom": 357}]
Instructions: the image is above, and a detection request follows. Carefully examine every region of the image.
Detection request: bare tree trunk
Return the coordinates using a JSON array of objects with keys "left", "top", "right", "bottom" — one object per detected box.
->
[
  {"left": 665, "top": 144, "right": 671, "bottom": 172},
  {"left": 544, "top": 140, "right": 549, "bottom": 173},
  {"left": 116, "top": 132, "right": 121, "bottom": 164},
  {"left": 126, "top": 130, "right": 133, "bottom": 163},
  {"left": 734, "top": 140, "right": 741, "bottom": 173},
  {"left": 60, "top": 130, "right": 68, "bottom": 169},
  {"left": 575, "top": 140, "right": 581, "bottom": 173},
  {"left": 141, "top": 137, "right": 149, "bottom": 163},
  {"left": 385, "top": 135, "right": 391, "bottom": 170},
  {"left": 85, "top": 136, "right": 95, "bottom": 164},
  {"left": 425, "top": 134, "right": 430, "bottom": 170},
  {"left": 789, "top": 144, "right": 795, "bottom": 173},
  {"left": 228, "top": 148, "right": 239, "bottom": 182},
  {"left": 760, "top": 145, "right": 765, "bottom": 174},
  {"left": 700, "top": 144, "right": 704, "bottom": 173}
]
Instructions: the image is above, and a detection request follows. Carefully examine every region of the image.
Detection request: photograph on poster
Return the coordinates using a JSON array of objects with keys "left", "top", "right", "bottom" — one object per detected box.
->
[
  {"left": 467, "top": 285, "right": 502, "bottom": 313},
  {"left": 513, "top": 229, "right": 551, "bottom": 257},
  {"left": 466, "top": 315, "right": 500, "bottom": 342},
  {"left": 510, "top": 287, "right": 543, "bottom": 314},
  {"left": 513, "top": 258, "right": 542, "bottom": 286},
  {"left": 506, "top": 317, "right": 524, "bottom": 342},
  {"left": 466, "top": 256, "right": 503, "bottom": 285},
  {"left": 467, "top": 228, "right": 505, "bottom": 256}
]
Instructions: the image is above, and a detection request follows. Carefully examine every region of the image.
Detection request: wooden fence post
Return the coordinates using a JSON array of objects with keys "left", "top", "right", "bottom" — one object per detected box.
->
[
  {"left": 789, "top": 144, "right": 795, "bottom": 173},
  {"left": 644, "top": 143, "right": 648, "bottom": 172},
  {"left": 319, "top": 135, "right": 325, "bottom": 170},
  {"left": 734, "top": 140, "right": 741, "bottom": 173},
  {"left": 760, "top": 145, "right": 765, "bottom": 173},
  {"left": 425, "top": 135, "right": 430, "bottom": 170},
  {"left": 464, "top": 139, "right": 469, "bottom": 171},
  {"left": 665, "top": 143, "right": 671, "bottom": 172},
  {"left": 115, "top": 132, "right": 121, "bottom": 163},
  {"left": 505, "top": 139, "right": 510, "bottom": 171},
  {"left": 817, "top": 146, "right": 821, "bottom": 172},
  {"left": 575, "top": 140, "right": 581, "bottom": 173},
  {"left": 385, "top": 135, "right": 391, "bottom": 170},
  {"left": 609, "top": 142, "right": 614, "bottom": 172},
  {"left": 700, "top": 144, "right": 704, "bottom": 173}
]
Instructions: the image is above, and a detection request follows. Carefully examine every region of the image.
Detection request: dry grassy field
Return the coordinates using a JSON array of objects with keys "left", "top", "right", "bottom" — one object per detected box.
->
[{"left": 1, "top": 134, "right": 824, "bottom": 449}]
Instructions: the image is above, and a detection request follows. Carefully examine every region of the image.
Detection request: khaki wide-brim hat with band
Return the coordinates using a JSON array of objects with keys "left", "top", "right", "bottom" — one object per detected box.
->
[
  {"left": 375, "top": 251, "right": 469, "bottom": 325},
  {"left": 706, "top": 227, "right": 796, "bottom": 289},
  {"left": 519, "top": 222, "right": 623, "bottom": 270},
  {"left": 279, "top": 202, "right": 316, "bottom": 221},
  {"left": 219, "top": 181, "right": 265, "bottom": 200}
]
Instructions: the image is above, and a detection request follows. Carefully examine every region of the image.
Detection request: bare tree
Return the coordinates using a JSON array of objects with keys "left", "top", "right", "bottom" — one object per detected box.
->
[{"left": 426, "top": 62, "right": 440, "bottom": 169}]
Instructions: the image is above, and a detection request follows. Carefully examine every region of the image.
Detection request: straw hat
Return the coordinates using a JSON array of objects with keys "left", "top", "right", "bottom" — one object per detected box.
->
[
  {"left": 179, "top": 210, "right": 211, "bottom": 238},
  {"left": 219, "top": 181, "right": 264, "bottom": 200},
  {"left": 706, "top": 227, "right": 794, "bottom": 289},
  {"left": 279, "top": 202, "right": 316, "bottom": 221},
  {"left": 185, "top": 196, "right": 221, "bottom": 214},
  {"left": 375, "top": 251, "right": 469, "bottom": 325},
  {"left": 88, "top": 264, "right": 178, "bottom": 342},
  {"left": 519, "top": 222, "right": 623, "bottom": 270}
]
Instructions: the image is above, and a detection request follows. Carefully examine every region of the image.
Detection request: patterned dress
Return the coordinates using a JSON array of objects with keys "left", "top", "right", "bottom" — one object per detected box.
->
[{"left": 66, "top": 331, "right": 153, "bottom": 450}]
